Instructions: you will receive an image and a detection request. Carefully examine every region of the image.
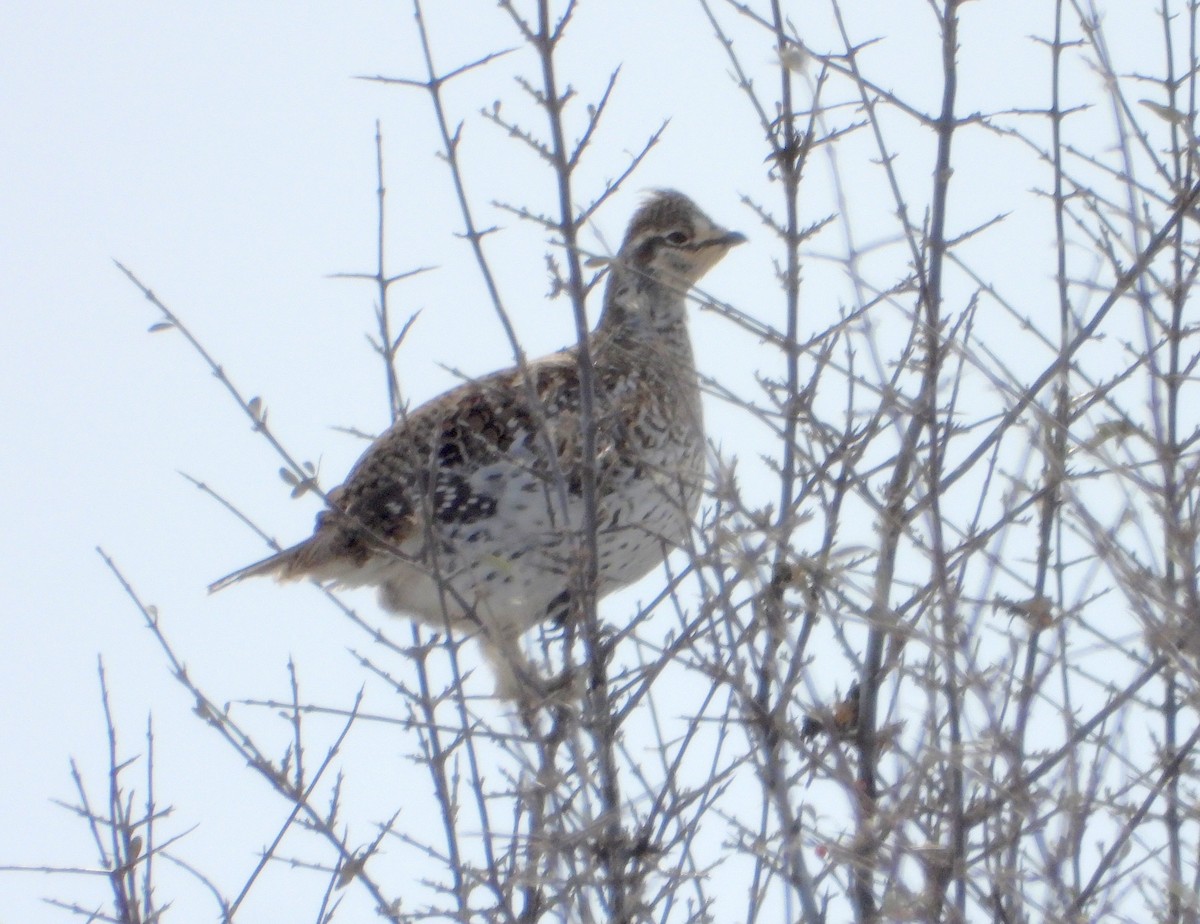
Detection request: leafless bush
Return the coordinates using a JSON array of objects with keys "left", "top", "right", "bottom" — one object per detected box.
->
[{"left": 15, "top": 1, "right": 1200, "bottom": 921}]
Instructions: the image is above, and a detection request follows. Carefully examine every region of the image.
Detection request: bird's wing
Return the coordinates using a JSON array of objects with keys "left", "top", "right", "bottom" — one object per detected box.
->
[{"left": 210, "top": 351, "right": 621, "bottom": 589}]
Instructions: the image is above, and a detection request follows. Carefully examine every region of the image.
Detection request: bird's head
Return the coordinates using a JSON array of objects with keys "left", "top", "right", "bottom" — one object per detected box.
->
[{"left": 616, "top": 190, "right": 746, "bottom": 292}]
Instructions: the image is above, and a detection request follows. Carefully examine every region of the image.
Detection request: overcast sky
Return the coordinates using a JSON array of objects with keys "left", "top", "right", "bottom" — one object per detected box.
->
[{"left": 1, "top": 2, "right": 1162, "bottom": 920}]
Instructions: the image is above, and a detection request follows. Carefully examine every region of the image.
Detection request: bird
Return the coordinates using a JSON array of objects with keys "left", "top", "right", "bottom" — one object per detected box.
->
[{"left": 211, "top": 190, "right": 745, "bottom": 696}]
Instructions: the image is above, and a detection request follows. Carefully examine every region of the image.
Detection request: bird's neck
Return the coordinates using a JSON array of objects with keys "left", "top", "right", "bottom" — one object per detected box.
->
[
  {"left": 590, "top": 268, "right": 699, "bottom": 400},
  {"left": 596, "top": 266, "right": 690, "bottom": 338}
]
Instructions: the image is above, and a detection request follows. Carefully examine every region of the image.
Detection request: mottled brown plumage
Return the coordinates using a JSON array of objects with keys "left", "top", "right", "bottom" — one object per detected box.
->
[{"left": 211, "top": 190, "right": 744, "bottom": 695}]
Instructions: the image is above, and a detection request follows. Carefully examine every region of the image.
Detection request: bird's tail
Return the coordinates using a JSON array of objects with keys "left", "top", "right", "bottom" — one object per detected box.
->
[{"left": 208, "top": 541, "right": 312, "bottom": 595}]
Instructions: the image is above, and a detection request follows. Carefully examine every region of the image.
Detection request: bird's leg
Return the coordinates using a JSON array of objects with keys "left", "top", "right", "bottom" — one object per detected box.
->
[{"left": 479, "top": 625, "right": 581, "bottom": 705}]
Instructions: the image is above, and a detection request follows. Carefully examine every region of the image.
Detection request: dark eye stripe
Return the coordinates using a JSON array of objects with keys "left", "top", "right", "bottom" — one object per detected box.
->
[{"left": 635, "top": 230, "right": 725, "bottom": 259}]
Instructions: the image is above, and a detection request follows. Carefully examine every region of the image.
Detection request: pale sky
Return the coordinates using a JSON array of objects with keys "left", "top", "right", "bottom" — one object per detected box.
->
[{"left": 1, "top": 2, "right": 1163, "bottom": 920}]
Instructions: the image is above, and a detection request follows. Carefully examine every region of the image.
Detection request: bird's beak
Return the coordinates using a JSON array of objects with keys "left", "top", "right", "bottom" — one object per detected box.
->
[{"left": 716, "top": 230, "right": 747, "bottom": 248}]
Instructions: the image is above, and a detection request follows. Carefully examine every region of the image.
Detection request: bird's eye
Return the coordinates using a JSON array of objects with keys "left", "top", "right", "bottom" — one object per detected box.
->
[{"left": 665, "top": 230, "right": 691, "bottom": 246}]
